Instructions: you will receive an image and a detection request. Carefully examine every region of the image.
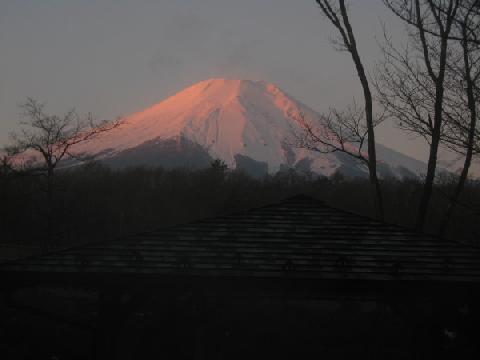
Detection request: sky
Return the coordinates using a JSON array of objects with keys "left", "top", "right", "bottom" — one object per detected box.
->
[{"left": 0, "top": 0, "right": 429, "bottom": 161}]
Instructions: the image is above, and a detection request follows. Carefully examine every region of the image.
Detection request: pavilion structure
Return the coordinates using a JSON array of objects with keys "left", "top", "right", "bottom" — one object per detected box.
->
[{"left": 2, "top": 195, "right": 480, "bottom": 359}]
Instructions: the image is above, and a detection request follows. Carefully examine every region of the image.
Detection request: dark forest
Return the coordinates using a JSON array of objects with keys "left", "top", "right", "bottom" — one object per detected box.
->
[{"left": 2, "top": 161, "right": 480, "bottom": 260}]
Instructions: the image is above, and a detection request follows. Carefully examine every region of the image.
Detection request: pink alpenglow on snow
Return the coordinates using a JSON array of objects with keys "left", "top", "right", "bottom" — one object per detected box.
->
[{"left": 23, "top": 79, "right": 428, "bottom": 177}]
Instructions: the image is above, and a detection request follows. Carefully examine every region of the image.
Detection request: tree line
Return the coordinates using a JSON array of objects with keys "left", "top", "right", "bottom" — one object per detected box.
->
[{"left": 1, "top": 160, "right": 480, "bottom": 257}]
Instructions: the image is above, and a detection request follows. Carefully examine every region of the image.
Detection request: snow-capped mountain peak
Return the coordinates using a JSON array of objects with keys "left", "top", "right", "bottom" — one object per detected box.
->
[{"left": 71, "top": 78, "right": 425, "bottom": 177}]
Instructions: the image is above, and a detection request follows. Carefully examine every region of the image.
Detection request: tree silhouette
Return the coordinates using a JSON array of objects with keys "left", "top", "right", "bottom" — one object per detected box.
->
[
  {"left": 5, "top": 98, "right": 123, "bottom": 250},
  {"left": 378, "top": 0, "right": 460, "bottom": 230},
  {"left": 299, "top": 0, "right": 385, "bottom": 220}
]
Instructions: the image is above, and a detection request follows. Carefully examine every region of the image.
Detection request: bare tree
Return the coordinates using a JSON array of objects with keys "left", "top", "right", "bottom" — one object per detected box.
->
[
  {"left": 294, "top": 103, "right": 384, "bottom": 169},
  {"left": 303, "top": 0, "right": 384, "bottom": 220},
  {"left": 438, "top": 1, "right": 480, "bottom": 234},
  {"left": 0, "top": 154, "right": 13, "bottom": 174},
  {"left": 378, "top": 0, "right": 460, "bottom": 230},
  {"left": 5, "top": 98, "right": 123, "bottom": 250}
]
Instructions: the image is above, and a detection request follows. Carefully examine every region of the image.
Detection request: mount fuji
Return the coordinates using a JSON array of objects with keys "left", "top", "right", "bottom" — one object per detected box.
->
[{"left": 71, "top": 78, "right": 425, "bottom": 178}]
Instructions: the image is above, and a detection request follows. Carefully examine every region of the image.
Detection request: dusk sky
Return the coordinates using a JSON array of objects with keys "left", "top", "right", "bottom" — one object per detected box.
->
[{"left": 0, "top": 0, "right": 428, "bottom": 160}]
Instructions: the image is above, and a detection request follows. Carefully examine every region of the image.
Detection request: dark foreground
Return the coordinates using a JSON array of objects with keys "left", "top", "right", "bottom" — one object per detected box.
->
[{"left": 2, "top": 195, "right": 480, "bottom": 359}]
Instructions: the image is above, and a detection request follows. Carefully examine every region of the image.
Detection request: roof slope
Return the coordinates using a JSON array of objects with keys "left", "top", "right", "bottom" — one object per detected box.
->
[{"left": 3, "top": 195, "right": 480, "bottom": 283}]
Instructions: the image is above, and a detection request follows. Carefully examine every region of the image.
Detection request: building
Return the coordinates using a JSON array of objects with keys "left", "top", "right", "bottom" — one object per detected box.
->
[{"left": 2, "top": 195, "right": 480, "bottom": 359}]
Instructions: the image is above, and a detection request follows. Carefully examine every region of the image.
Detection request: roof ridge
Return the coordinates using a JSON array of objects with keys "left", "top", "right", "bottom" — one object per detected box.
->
[{"left": 3, "top": 193, "right": 479, "bottom": 268}]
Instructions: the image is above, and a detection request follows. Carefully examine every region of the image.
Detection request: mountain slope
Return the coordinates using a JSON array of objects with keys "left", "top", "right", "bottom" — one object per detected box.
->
[{"left": 74, "top": 78, "right": 425, "bottom": 177}]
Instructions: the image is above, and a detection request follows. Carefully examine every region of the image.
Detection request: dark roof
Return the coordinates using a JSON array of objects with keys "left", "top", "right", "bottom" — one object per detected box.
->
[{"left": 3, "top": 195, "right": 480, "bottom": 283}]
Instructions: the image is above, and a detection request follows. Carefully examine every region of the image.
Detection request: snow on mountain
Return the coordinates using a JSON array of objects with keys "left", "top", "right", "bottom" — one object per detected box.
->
[{"left": 68, "top": 78, "right": 426, "bottom": 177}]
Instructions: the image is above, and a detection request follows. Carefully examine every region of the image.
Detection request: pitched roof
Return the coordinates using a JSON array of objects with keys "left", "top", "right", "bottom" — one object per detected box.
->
[{"left": 3, "top": 195, "right": 480, "bottom": 283}]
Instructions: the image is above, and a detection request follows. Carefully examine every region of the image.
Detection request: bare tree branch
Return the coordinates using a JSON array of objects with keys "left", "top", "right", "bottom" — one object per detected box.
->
[
  {"left": 3, "top": 98, "right": 124, "bottom": 251},
  {"left": 292, "top": 104, "right": 385, "bottom": 170},
  {"left": 307, "top": 0, "right": 385, "bottom": 219},
  {"left": 378, "top": 0, "right": 460, "bottom": 230}
]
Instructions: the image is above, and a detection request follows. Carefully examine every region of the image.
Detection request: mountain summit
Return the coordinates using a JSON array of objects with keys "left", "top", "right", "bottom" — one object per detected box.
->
[{"left": 75, "top": 78, "right": 425, "bottom": 177}]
